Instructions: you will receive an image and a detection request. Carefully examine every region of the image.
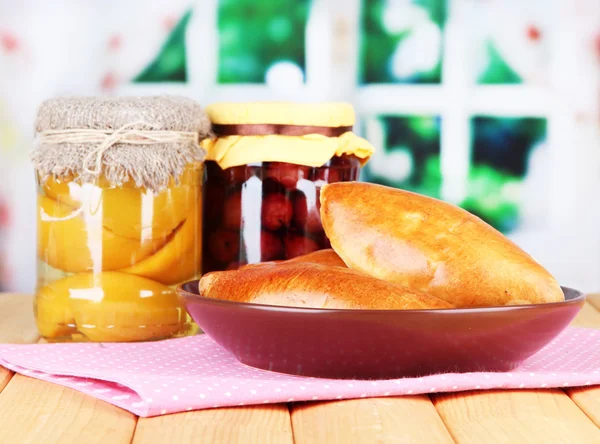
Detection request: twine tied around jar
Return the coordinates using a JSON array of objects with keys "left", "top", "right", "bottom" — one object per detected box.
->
[{"left": 36, "top": 121, "right": 200, "bottom": 177}]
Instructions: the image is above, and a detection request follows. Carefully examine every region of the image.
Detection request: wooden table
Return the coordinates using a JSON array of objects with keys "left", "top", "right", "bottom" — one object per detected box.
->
[{"left": 0, "top": 294, "right": 599, "bottom": 444}]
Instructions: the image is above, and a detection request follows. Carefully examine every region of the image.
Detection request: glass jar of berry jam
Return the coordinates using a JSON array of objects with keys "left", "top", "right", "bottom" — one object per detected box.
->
[{"left": 201, "top": 102, "right": 374, "bottom": 273}]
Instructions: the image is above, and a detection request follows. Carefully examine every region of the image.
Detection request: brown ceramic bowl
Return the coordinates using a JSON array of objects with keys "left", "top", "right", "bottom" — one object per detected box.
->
[{"left": 178, "top": 282, "right": 585, "bottom": 379}]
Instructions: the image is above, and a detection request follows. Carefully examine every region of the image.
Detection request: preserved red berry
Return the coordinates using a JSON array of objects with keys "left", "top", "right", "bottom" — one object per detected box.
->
[
  {"left": 293, "top": 193, "right": 323, "bottom": 233},
  {"left": 226, "top": 260, "right": 247, "bottom": 270},
  {"left": 222, "top": 191, "right": 242, "bottom": 230},
  {"left": 262, "top": 177, "right": 286, "bottom": 195},
  {"left": 203, "top": 182, "right": 225, "bottom": 229},
  {"left": 208, "top": 229, "right": 240, "bottom": 264},
  {"left": 261, "top": 231, "right": 284, "bottom": 261},
  {"left": 261, "top": 193, "right": 293, "bottom": 231},
  {"left": 285, "top": 234, "right": 321, "bottom": 259},
  {"left": 221, "top": 165, "right": 250, "bottom": 184},
  {"left": 266, "top": 163, "right": 310, "bottom": 190},
  {"left": 314, "top": 168, "right": 342, "bottom": 184}
]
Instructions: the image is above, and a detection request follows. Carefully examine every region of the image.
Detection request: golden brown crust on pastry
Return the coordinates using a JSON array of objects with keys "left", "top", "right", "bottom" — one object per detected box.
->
[
  {"left": 285, "top": 249, "right": 347, "bottom": 267},
  {"left": 199, "top": 262, "right": 452, "bottom": 310},
  {"left": 239, "top": 249, "right": 347, "bottom": 270},
  {"left": 320, "top": 182, "right": 564, "bottom": 307}
]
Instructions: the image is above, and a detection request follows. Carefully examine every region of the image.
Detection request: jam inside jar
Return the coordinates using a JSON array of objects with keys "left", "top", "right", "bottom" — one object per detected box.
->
[{"left": 202, "top": 155, "right": 360, "bottom": 272}]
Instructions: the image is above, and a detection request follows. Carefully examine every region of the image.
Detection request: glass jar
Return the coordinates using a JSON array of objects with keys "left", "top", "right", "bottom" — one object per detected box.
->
[
  {"left": 202, "top": 156, "right": 360, "bottom": 272},
  {"left": 32, "top": 96, "right": 210, "bottom": 342},
  {"left": 201, "top": 102, "right": 374, "bottom": 273}
]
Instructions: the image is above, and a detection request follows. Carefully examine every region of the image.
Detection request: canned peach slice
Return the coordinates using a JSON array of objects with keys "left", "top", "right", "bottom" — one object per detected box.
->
[
  {"left": 42, "top": 173, "right": 196, "bottom": 241},
  {"left": 58, "top": 271, "right": 186, "bottom": 342},
  {"left": 37, "top": 196, "right": 166, "bottom": 272},
  {"left": 121, "top": 202, "right": 202, "bottom": 285},
  {"left": 35, "top": 281, "right": 77, "bottom": 339}
]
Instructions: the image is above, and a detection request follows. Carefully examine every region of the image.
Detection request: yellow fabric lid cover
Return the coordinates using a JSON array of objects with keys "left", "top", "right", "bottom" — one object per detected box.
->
[{"left": 202, "top": 102, "right": 375, "bottom": 169}]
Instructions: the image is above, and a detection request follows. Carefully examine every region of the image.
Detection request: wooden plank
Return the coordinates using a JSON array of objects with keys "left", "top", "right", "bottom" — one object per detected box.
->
[
  {"left": 291, "top": 396, "right": 454, "bottom": 444},
  {"left": 566, "top": 386, "right": 600, "bottom": 428},
  {"left": 0, "top": 294, "right": 38, "bottom": 395},
  {"left": 564, "top": 298, "right": 600, "bottom": 430},
  {"left": 0, "top": 374, "right": 136, "bottom": 444},
  {"left": 0, "top": 294, "right": 137, "bottom": 442},
  {"left": 432, "top": 389, "right": 600, "bottom": 443},
  {"left": 570, "top": 301, "right": 600, "bottom": 328},
  {"left": 0, "top": 368, "right": 12, "bottom": 393},
  {"left": 0, "top": 294, "right": 39, "bottom": 343},
  {"left": 587, "top": 294, "right": 600, "bottom": 312},
  {"left": 133, "top": 405, "right": 293, "bottom": 444}
]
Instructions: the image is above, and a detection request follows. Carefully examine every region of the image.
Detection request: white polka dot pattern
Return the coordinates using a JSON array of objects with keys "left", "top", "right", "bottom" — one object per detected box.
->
[{"left": 0, "top": 327, "right": 597, "bottom": 417}]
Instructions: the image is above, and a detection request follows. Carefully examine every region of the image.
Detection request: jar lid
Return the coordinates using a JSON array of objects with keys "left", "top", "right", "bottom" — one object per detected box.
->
[
  {"left": 32, "top": 96, "right": 210, "bottom": 192},
  {"left": 203, "top": 102, "right": 374, "bottom": 170},
  {"left": 205, "top": 102, "right": 355, "bottom": 127},
  {"left": 36, "top": 96, "right": 211, "bottom": 133}
]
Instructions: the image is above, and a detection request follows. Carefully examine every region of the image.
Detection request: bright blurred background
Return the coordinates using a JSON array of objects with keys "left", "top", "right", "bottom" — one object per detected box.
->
[{"left": 0, "top": 0, "right": 599, "bottom": 293}]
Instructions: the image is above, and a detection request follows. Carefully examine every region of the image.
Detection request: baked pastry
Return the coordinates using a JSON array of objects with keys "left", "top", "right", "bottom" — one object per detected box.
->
[
  {"left": 285, "top": 249, "right": 347, "bottom": 267},
  {"left": 239, "top": 249, "right": 347, "bottom": 269},
  {"left": 320, "top": 182, "right": 564, "bottom": 307},
  {"left": 199, "top": 262, "right": 452, "bottom": 310}
]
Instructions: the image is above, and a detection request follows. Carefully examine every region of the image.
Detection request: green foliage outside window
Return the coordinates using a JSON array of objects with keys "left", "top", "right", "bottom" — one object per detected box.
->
[
  {"left": 477, "top": 41, "right": 522, "bottom": 84},
  {"left": 461, "top": 117, "right": 546, "bottom": 232},
  {"left": 134, "top": 9, "right": 192, "bottom": 83},
  {"left": 360, "top": 0, "right": 446, "bottom": 84},
  {"left": 217, "top": 0, "right": 309, "bottom": 83},
  {"left": 361, "top": 115, "right": 546, "bottom": 233},
  {"left": 362, "top": 115, "right": 442, "bottom": 197}
]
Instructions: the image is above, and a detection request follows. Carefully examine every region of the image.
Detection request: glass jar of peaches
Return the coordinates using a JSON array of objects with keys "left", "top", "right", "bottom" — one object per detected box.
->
[
  {"left": 31, "top": 96, "right": 210, "bottom": 342},
  {"left": 201, "top": 102, "right": 374, "bottom": 272}
]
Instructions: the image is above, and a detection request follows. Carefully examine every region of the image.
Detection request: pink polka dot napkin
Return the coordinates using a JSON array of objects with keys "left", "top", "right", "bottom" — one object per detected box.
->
[{"left": 0, "top": 327, "right": 598, "bottom": 417}]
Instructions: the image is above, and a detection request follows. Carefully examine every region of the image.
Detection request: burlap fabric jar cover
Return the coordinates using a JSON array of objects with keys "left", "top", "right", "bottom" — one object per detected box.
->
[{"left": 31, "top": 96, "right": 210, "bottom": 342}]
